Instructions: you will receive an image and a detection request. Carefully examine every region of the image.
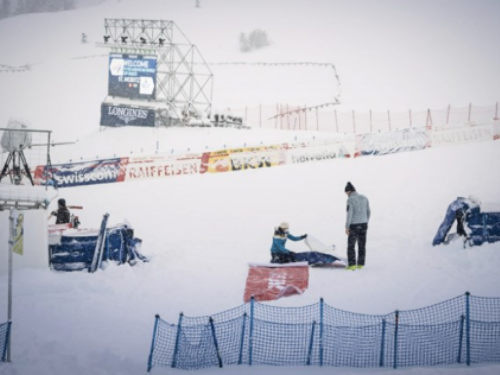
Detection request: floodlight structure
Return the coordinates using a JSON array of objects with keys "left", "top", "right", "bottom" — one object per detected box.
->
[
  {"left": 0, "top": 120, "right": 54, "bottom": 189},
  {"left": 0, "top": 120, "right": 35, "bottom": 186},
  {"left": 97, "top": 19, "right": 213, "bottom": 121}
]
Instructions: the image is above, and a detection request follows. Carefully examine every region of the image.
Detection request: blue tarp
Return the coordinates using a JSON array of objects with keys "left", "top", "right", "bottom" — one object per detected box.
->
[
  {"left": 433, "top": 197, "right": 500, "bottom": 247},
  {"left": 50, "top": 222, "right": 147, "bottom": 272},
  {"left": 294, "top": 251, "right": 343, "bottom": 265}
]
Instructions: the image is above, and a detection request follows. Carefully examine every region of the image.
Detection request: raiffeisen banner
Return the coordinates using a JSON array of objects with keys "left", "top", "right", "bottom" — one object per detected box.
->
[
  {"left": 34, "top": 158, "right": 128, "bottom": 188},
  {"left": 108, "top": 54, "right": 157, "bottom": 100}
]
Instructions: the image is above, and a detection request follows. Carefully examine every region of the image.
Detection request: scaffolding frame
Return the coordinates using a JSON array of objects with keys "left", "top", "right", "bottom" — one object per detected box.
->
[{"left": 97, "top": 19, "right": 213, "bottom": 121}]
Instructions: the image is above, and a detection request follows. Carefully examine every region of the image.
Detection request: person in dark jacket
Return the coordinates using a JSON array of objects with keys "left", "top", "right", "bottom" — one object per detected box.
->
[
  {"left": 344, "top": 182, "right": 370, "bottom": 270},
  {"left": 270, "top": 222, "right": 307, "bottom": 263},
  {"left": 50, "top": 198, "right": 71, "bottom": 224}
]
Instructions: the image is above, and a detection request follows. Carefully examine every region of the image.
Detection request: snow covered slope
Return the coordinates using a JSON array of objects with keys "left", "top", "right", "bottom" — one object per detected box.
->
[{"left": 0, "top": 1, "right": 499, "bottom": 374}]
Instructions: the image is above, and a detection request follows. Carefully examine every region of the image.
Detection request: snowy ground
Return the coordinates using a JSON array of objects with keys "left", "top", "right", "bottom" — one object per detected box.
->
[{"left": 1, "top": 1, "right": 500, "bottom": 374}]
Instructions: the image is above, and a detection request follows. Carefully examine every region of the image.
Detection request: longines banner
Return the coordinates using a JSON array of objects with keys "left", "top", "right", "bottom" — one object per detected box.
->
[
  {"left": 108, "top": 53, "right": 157, "bottom": 100},
  {"left": 100, "top": 103, "right": 156, "bottom": 127}
]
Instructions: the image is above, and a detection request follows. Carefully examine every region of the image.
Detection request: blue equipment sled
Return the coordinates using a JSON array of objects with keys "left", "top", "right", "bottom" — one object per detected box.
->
[
  {"left": 433, "top": 197, "right": 500, "bottom": 247},
  {"left": 49, "top": 214, "right": 147, "bottom": 272}
]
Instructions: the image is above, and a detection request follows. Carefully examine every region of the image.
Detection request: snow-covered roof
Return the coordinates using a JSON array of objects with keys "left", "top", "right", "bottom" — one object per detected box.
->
[{"left": 0, "top": 183, "right": 57, "bottom": 210}]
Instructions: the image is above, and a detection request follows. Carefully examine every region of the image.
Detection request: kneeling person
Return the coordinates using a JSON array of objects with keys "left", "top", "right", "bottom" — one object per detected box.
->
[{"left": 270, "top": 222, "right": 307, "bottom": 264}]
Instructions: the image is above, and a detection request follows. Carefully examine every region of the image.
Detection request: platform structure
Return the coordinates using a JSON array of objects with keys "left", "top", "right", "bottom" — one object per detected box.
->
[
  {"left": 0, "top": 124, "right": 56, "bottom": 362},
  {"left": 96, "top": 19, "right": 213, "bottom": 123}
]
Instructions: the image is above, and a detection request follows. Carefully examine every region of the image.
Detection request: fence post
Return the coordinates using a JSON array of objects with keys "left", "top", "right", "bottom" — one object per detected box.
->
[
  {"left": 209, "top": 317, "right": 223, "bottom": 368},
  {"left": 2, "top": 322, "right": 11, "bottom": 363},
  {"left": 171, "top": 312, "right": 184, "bottom": 368},
  {"left": 457, "top": 314, "right": 465, "bottom": 364},
  {"left": 286, "top": 104, "right": 290, "bottom": 130},
  {"left": 379, "top": 319, "right": 386, "bottom": 367},
  {"left": 465, "top": 292, "right": 471, "bottom": 366},
  {"left": 495, "top": 102, "right": 499, "bottom": 120},
  {"left": 249, "top": 295, "right": 255, "bottom": 366},
  {"left": 387, "top": 110, "right": 391, "bottom": 131},
  {"left": 393, "top": 310, "right": 399, "bottom": 369},
  {"left": 306, "top": 321, "right": 316, "bottom": 366},
  {"left": 468, "top": 103, "right": 472, "bottom": 122},
  {"left": 319, "top": 298, "right": 324, "bottom": 367},
  {"left": 147, "top": 315, "right": 161, "bottom": 372},
  {"left": 297, "top": 106, "right": 301, "bottom": 130},
  {"left": 409, "top": 109, "right": 412, "bottom": 128},
  {"left": 426, "top": 109, "right": 433, "bottom": 130},
  {"left": 275, "top": 104, "right": 278, "bottom": 129},
  {"left": 316, "top": 108, "right": 319, "bottom": 131},
  {"left": 238, "top": 313, "right": 247, "bottom": 365},
  {"left": 446, "top": 104, "right": 450, "bottom": 125},
  {"left": 304, "top": 105, "right": 308, "bottom": 131}
]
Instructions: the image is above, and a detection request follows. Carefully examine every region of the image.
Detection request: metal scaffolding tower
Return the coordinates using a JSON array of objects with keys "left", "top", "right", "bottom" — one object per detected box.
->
[{"left": 97, "top": 19, "right": 213, "bottom": 121}]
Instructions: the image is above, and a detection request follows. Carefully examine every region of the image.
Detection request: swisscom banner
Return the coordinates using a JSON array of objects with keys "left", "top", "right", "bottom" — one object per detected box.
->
[
  {"left": 108, "top": 54, "right": 157, "bottom": 99},
  {"left": 34, "top": 158, "right": 129, "bottom": 188},
  {"left": 100, "top": 103, "right": 156, "bottom": 127}
]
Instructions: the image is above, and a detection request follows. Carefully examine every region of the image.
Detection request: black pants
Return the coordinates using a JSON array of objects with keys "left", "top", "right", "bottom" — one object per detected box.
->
[{"left": 347, "top": 223, "right": 368, "bottom": 267}]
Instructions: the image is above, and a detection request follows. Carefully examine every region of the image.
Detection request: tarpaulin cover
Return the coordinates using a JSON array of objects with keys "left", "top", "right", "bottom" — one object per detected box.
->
[{"left": 243, "top": 264, "right": 309, "bottom": 303}]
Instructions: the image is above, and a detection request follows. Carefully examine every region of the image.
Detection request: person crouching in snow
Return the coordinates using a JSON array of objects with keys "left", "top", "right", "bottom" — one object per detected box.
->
[{"left": 270, "top": 222, "right": 307, "bottom": 264}]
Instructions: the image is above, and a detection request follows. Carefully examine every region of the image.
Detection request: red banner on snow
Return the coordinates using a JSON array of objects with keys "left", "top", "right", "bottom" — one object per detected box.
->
[{"left": 243, "top": 264, "right": 309, "bottom": 303}]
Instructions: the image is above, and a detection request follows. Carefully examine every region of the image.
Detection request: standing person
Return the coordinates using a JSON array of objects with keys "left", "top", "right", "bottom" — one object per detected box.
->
[
  {"left": 270, "top": 222, "right": 307, "bottom": 264},
  {"left": 344, "top": 182, "right": 370, "bottom": 270},
  {"left": 50, "top": 198, "right": 71, "bottom": 224}
]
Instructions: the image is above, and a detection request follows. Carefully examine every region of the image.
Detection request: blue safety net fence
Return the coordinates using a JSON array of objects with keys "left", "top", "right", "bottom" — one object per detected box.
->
[
  {"left": 147, "top": 293, "right": 500, "bottom": 372},
  {"left": 0, "top": 321, "right": 11, "bottom": 363}
]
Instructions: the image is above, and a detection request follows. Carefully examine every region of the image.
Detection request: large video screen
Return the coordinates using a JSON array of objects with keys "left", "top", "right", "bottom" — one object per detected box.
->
[{"left": 108, "top": 54, "right": 157, "bottom": 100}]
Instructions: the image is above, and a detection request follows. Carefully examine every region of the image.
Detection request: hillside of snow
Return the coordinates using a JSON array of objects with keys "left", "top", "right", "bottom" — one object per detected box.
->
[{"left": 1, "top": 1, "right": 500, "bottom": 374}]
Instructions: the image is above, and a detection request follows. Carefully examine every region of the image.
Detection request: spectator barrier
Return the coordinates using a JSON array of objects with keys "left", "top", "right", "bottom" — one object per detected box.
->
[
  {"left": 0, "top": 321, "right": 11, "bottom": 363},
  {"left": 33, "top": 119, "right": 500, "bottom": 188},
  {"left": 147, "top": 292, "right": 500, "bottom": 372}
]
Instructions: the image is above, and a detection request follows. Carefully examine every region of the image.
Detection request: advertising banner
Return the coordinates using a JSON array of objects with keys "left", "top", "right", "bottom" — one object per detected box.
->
[
  {"left": 200, "top": 145, "right": 286, "bottom": 174},
  {"left": 34, "top": 158, "right": 128, "bottom": 188},
  {"left": 355, "top": 127, "right": 430, "bottom": 157},
  {"left": 125, "top": 154, "right": 202, "bottom": 180},
  {"left": 243, "top": 264, "right": 309, "bottom": 303},
  {"left": 431, "top": 124, "right": 494, "bottom": 147},
  {"left": 100, "top": 103, "right": 156, "bottom": 127},
  {"left": 12, "top": 209, "right": 24, "bottom": 256},
  {"left": 108, "top": 54, "right": 157, "bottom": 100},
  {"left": 285, "top": 139, "right": 351, "bottom": 165}
]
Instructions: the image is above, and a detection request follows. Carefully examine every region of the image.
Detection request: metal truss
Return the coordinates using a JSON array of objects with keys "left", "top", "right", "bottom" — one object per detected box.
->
[{"left": 96, "top": 19, "right": 213, "bottom": 121}]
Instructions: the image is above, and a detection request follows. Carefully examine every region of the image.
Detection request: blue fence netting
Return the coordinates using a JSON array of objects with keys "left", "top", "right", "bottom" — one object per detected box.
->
[
  {"left": 0, "top": 321, "right": 11, "bottom": 363},
  {"left": 146, "top": 292, "right": 500, "bottom": 372}
]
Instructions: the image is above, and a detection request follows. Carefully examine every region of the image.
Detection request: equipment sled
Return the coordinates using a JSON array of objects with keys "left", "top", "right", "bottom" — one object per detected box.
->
[
  {"left": 433, "top": 197, "right": 500, "bottom": 247},
  {"left": 49, "top": 214, "right": 147, "bottom": 272}
]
